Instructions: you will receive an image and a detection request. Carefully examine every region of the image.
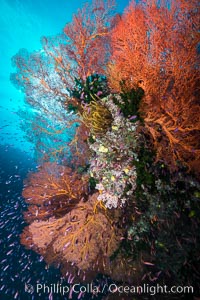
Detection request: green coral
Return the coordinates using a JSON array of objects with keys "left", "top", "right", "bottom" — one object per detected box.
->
[
  {"left": 71, "top": 74, "right": 110, "bottom": 104},
  {"left": 112, "top": 80, "right": 144, "bottom": 121}
]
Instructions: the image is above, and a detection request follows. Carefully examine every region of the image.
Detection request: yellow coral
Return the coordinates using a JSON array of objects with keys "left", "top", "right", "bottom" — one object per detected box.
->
[
  {"left": 124, "top": 168, "right": 130, "bottom": 175},
  {"left": 99, "top": 145, "right": 109, "bottom": 153},
  {"left": 112, "top": 125, "right": 119, "bottom": 131},
  {"left": 111, "top": 175, "right": 115, "bottom": 181}
]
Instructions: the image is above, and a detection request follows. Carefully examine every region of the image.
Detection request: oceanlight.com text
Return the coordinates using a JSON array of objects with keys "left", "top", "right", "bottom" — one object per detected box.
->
[
  {"left": 108, "top": 283, "right": 193, "bottom": 295},
  {"left": 25, "top": 282, "right": 194, "bottom": 296}
]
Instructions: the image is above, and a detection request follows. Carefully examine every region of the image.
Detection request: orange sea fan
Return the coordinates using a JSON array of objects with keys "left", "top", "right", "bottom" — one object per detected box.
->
[
  {"left": 21, "top": 193, "right": 122, "bottom": 280},
  {"left": 21, "top": 193, "right": 144, "bottom": 283},
  {"left": 22, "top": 162, "right": 89, "bottom": 222},
  {"left": 107, "top": 0, "right": 200, "bottom": 174}
]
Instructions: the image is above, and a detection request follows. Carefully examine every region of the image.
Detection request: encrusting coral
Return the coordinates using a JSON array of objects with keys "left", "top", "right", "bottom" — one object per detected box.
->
[{"left": 88, "top": 95, "right": 138, "bottom": 208}]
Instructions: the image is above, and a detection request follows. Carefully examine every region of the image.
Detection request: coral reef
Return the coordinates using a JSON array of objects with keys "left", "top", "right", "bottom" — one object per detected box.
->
[{"left": 11, "top": 0, "right": 200, "bottom": 296}]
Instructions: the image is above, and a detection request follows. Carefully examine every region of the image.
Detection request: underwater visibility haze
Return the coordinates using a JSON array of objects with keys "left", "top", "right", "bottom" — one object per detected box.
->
[{"left": 0, "top": 0, "right": 200, "bottom": 299}]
